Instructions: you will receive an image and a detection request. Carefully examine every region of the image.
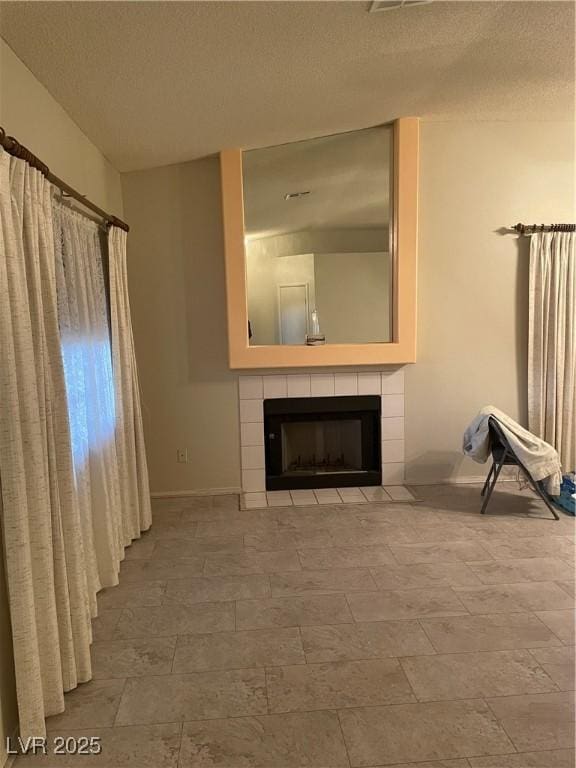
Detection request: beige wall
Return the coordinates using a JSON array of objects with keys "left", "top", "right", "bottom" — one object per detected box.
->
[
  {"left": 121, "top": 161, "right": 241, "bottom": 494},
  {"left": 0, "top": 40, "right": 124, "bottom": 766},
  {"left": 124, "top": 119, "right": 574, "bottom": 497},
  {"left": 0, "top": 39, "right": 122, "bottom": 214},
  {"left": 314, "top": 252, "right": 390, "bottom": 343},
  {"left": 406, "top": 120, "right": 575, "bottom": 484}
]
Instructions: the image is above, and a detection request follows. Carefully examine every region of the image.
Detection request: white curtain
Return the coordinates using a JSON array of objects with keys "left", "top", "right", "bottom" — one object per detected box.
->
[
  {"left": 108, "top": 227, "right": 152, "bottom": 538},
  {"left": 528, "top": 231, "right": 575, "bottom": 471},
  {"left": 0, "top": 148, "right": 92, "bottom": 739},
  {"left": 0, "top": 147, "right": 152, "bottom": 739},
  {"left": 53, "top": 204, "right": 123, "bottom": 593}
]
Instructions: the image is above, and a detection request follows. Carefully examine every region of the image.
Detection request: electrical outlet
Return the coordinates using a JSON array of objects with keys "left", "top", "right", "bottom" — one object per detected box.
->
[{"left": 176, "top": 448, "right": 188, "bottom": 463}]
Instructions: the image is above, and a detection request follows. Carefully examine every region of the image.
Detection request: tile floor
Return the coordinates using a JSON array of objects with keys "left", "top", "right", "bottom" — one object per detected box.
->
[{"left": 15, "top": 483, "right": 576, "bottom": 767}]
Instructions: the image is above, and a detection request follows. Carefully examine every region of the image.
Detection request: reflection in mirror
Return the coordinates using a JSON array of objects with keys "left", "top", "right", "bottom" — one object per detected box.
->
[{"left": 242, "top": 124, "right": 393, "bottom": 346}]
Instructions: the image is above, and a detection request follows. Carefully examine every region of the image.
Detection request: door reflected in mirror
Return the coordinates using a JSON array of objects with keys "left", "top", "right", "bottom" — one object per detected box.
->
[{"left": 243, "top": 124, "right": 393, "bottom": 346}]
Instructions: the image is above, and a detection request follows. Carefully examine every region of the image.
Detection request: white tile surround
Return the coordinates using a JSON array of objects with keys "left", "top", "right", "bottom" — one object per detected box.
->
[
  {"left": 241, "top": 485, "right": 416, "bottom": 509},
  {"left": 238, "top": 370, "right": 413, "bottom": 509}
]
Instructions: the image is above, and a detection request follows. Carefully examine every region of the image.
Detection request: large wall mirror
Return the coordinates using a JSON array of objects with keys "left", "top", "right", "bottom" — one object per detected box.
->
[
  {"left": 220, "top": 117, "right": 418, "bottom": 368},
  {"left": 243, "top": 125, "right": 392, "bottom": 346}
]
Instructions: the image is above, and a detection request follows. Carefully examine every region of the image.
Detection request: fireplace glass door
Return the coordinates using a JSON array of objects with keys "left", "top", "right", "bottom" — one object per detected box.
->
[{"left": 265, "top": 396, "right": 381, "bottom": 490}]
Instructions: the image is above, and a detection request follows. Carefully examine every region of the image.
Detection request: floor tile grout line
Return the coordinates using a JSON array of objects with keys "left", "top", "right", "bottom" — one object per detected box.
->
[
  {"left": 396, "top": 655, "right": 425, "bottom": 703},
  {"left": 296, "top": 625, "right": 309, "bottom": 666},
  {"left": 341, "top": 590, "right": 356, "bottom": 624},
  {"left": 99, "top": 641, "right": 568, "bottom": 679},
  {"left": 99, "top": 643, "right": 575, "bottom": 677},
  {"left": 115, "top": 628, "right": 570, "bottom": 676},
  {"left": 446, "top": 585, "right": 473, "bottom": 615},
  {"left": 483, "top": 697, "right": 522, "bottom": 754},
  {"left": 111, "top": 677, "right": 129, "bottom": 728},
  {"left": 415, "top": 616, "right": 444, "bottom": 655},
  {"left": 170, "top": 634, "right": 180, "bottom": 674},
  {"left": 107, "top": 584, "right": 571, "bottom": 616},
  {"left": 263, "top": 666, "right": 271, "bottom": 715},
  {"left": 98, "top": 655, "right": 313, "bottom": 679},
  {"left": 334, "top": 708, "right": 353, "bottom": 768},
  {"left": 524, "top": 655, "right": 564, "bottom": 693},
  {"left": 294, "top": 548, "right": 306, "bottom": 570},
  {"left": 175, "top": 720, "right": 185, "bottom": 768},
  {"left": 109, "top": 610, "right": 571, "bottom": 642},
  {"left": 58, "top": 694, "right": 573, "bottom": 735}
]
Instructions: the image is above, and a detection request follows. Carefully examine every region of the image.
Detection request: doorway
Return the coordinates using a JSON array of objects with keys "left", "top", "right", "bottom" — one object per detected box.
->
[{"left": 277, "top": 283, "right": 309, "bottom": 345}]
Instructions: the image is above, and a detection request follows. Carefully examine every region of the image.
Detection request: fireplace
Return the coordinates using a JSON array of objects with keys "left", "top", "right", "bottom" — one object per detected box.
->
[{"left": 264, "top": 396, "right": 381, "bottom": 491}]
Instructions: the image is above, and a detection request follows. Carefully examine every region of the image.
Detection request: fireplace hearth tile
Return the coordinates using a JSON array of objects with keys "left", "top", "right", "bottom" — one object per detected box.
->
[
  {"left": 242, "top": 491, "right": 268, "bottom": 509},
  {"left": 266, "top": 491, "right": 293, "bottom": 507},
  {"left": 337, "top": 487, "right": 366, "bottom": 503},
  {"left": 290, "top": 490, "right": 318, "bottom": 506},
  {"left": 241, "top": 485, "right": 417, "bottom": 509},
  {"left": 361, "top": 486, "right": 393, "bottom": 502},
  {"left": 243, "top": 492, "right": 268, "bottom": 509},
  {"left": 387, "top": 486, "right": 416, "bottom": 501},
  {"left": 314, "top": 489, "right": 343, "bottom": 505}
]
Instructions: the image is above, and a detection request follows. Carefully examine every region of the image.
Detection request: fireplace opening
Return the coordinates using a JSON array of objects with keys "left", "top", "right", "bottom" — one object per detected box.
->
[{"left": 264, "top": 396, "right": 381, "bottom": 491}]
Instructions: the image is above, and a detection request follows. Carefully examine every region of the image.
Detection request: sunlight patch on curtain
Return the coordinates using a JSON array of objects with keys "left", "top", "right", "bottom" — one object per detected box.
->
[
  {"left": 53, "top": 201, "right": 123, "bottom": 590},
  {"left": 53, "top": 204, "right": 117, "bottom": 473},
  {"left": 60, "top": 335, "right": 116, "bottom": 471}
]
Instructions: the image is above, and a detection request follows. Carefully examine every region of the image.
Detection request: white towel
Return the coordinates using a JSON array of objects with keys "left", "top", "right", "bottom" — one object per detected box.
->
[{"left": 463, "top": 405, "right": 562, "bottom": 496}]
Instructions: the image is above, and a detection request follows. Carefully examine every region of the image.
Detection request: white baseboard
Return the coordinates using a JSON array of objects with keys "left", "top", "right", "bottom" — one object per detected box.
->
[
  {"left": 151, "top": 487, "right": 241, "bottom": 499},
  {"left": 407, "top": 475, "right": 520, "bottom": 486}
]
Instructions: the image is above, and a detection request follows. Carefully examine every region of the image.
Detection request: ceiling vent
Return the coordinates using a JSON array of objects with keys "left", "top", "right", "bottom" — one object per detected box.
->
[{"left": 369, "top": 0, "right": 432, "bottom": 11}]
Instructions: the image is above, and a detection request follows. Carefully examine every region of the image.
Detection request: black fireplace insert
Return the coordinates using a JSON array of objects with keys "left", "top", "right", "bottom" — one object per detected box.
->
[{"left": 264, "top": 395, "right": 381, "bottom": 491}]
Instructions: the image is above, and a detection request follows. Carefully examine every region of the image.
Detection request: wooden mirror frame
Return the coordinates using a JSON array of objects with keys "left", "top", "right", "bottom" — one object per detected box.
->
[{"left": 220, "top": 117, "right": 419, "bottom": 369}]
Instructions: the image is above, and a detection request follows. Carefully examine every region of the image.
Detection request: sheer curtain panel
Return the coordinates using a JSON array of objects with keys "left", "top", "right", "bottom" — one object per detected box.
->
[
  {"left": 0, "top": 148, "right": 92, "bottom": 739},
  {"left": 528, "top": 231, "right": 575, "bottom": 471},
  {"left": 54, "top": 204, "right": 123, "bottom": 592},
  {"left": 108, "top": 227, "right": 152, "bottom": 538}
]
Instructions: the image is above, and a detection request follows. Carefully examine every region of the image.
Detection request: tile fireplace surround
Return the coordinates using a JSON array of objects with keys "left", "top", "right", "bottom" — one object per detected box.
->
[{"left": 238, "top": 369, "right": 413, "bottom": 509}]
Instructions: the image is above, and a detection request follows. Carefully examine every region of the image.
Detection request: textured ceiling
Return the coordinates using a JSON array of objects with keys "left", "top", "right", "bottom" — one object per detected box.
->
[{"left": 0, "top": 1, "right": 573, "bottom": 172}]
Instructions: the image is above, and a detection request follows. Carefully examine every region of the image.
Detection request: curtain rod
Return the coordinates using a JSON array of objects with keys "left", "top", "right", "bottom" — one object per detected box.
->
[
  {"left": 0, "top": 126, "right": 129, "bottom": 233},
  {"left": 511, "top": 222, "right": 575, "bottom": 235}
]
